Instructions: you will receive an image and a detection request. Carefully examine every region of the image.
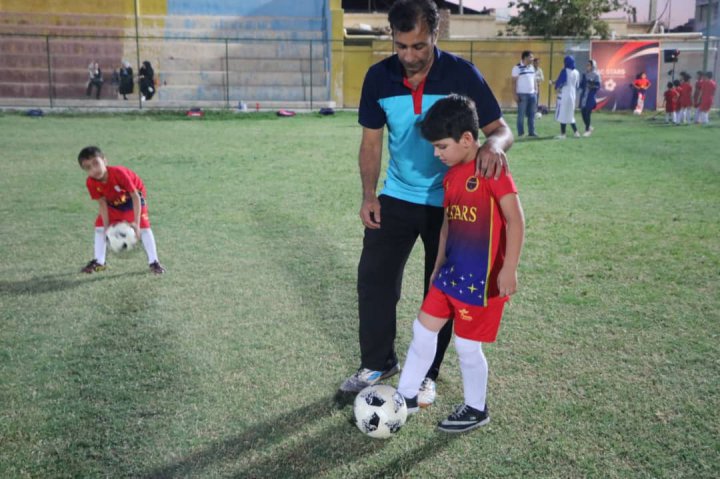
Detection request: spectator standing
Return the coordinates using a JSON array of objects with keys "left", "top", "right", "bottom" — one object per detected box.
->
[
  {"left": 554, "top": 55, "right": 580, "bottom": 138},
  {"left": 511, "top": 51, "right": 537, "bottom": 137},
  {"left": 578, "top": 59, "right": 601, "bottom": 136}
]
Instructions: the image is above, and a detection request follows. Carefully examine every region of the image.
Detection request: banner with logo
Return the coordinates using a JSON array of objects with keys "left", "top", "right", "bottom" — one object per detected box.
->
[{"left": 590, "top": 41, "right": 660, "bottom": 111}]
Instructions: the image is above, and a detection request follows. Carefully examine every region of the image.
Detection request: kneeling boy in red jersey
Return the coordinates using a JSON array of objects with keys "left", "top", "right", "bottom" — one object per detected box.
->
[{"left": 78, "top": 146, "right": 165, "bottom": 274}]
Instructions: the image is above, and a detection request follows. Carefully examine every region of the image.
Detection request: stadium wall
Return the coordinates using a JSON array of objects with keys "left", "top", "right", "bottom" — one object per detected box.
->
[{"left": 0, "top": 0, "right": 333, "bottom": 106}]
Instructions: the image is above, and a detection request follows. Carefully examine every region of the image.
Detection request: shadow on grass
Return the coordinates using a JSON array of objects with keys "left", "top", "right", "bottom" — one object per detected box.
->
[
  {"left": 0, "top": 270, "right": 146, "bottom": 295},
  {"left": 142, "top": 395, "right": 459, "bottom": 479}
]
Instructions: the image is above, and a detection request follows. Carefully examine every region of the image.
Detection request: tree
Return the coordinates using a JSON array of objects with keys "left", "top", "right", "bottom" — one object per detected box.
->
[{"left": 506, "top": 0, "right": 631, "bottom": 39}]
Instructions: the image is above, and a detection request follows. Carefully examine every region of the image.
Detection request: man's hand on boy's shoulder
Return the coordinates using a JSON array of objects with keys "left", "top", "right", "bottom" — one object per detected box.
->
[{"left": 475, "top": 143, "right": 508, "bottom": 180}]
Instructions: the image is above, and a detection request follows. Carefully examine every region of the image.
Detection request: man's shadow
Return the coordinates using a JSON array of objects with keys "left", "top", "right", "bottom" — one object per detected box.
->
[
  {"left": 0, "top": 270, "right": 145, "bottom": 296},
  {"left": 142, "top": 395, "right": 458, "bottom": 479}
]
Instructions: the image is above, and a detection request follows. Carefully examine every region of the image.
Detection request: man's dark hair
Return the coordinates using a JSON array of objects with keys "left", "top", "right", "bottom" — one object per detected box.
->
[
  {"left": 421, "top": 94, "right": 479, "bottom": 142},
  {"left": 388, "top": 0, "right": 439, "bottom": 33},
  {"left": 78, "top": 146, "right": 104, "bottom": 165},
  {"left": 521, "top": 50, "right": 533, "bottom": 60}
]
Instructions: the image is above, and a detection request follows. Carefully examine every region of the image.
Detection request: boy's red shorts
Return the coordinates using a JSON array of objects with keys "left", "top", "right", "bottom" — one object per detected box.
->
[
  {"left": 95, "top": 205, "right": 151, "bottom": 228},
  {"left": 421, "top": 285, "right": 509, "bottom": 342}
]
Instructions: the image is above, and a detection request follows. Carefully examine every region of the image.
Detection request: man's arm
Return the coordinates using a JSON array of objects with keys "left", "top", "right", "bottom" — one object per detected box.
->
[
  {"left": 358, "top": 126, "right": 384, "bottom": 229},
  {"left": 476, "top": 118, "right": 514, "bottom": 180},
  {"left": 512, "top": 76, "right": 519, "bottom": 104},
  {"left": 496, "top": 193, "right": 525, "bottom": 297}
]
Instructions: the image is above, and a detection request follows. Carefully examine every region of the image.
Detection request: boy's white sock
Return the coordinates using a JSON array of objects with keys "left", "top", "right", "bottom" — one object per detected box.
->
[
  {"left": 455, "top": 335, "right": 488, "bottom": 412},
  {"left": 94, "top": 227, "right": 106, "bottom": 265},
  {"left": 397, "top": 319, "right": 438, "bottom": 399},
  {"left": 140, "top": 228, "right": 159, "bottom": 264}
]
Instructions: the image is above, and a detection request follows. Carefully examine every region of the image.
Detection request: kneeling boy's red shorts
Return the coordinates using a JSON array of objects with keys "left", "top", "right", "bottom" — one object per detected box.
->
[
  {"left": 95, "top": 205, "right": 151, "bottom": 228},
  {"left": 421, "top": 285, "right": 509, "bottom": 342}
]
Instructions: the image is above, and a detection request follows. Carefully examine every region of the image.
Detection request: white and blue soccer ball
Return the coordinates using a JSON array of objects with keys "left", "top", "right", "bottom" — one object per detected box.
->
[
  {"left": 353, "top": 384, "right": 408, "bottom": 439},
  {"left": 106, "top": 221, "right": 138, "bottom": 253}
]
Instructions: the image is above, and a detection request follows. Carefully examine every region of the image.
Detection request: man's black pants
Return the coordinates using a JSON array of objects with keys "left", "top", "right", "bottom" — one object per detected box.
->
[{"left": 357, "top": 195, "right": 453, "bottom": 380}]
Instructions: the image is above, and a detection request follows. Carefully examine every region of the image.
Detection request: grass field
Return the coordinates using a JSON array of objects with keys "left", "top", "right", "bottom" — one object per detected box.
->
[{"left": 1, "top": 109, "right": 719, "bottom": 478}]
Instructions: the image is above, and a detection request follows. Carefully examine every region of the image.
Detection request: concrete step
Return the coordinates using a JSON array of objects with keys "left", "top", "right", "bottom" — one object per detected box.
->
[
  {"left": 163, "top": 57, "right": 326, "bottom": 73},
  {"left": 158, "top": 70, "right": 328, "bottom": 87},
  {"left": 158, "top": 84, "right": 330, "bottom": 102},
  {"left": 0, "top": 97, "right": 337, "bottom": 111}
]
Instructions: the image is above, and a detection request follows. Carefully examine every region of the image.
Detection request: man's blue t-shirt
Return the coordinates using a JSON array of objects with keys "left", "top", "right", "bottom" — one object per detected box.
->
[{"left": 358, "top": 47, "right": 503, "bottom": 207}]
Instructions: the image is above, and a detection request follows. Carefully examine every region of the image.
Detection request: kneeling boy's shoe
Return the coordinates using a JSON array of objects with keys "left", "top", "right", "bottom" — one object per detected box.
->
[
  {"left": 81, "top": 259, "right": 106, "bottom": 274},
  {"left": 404, "top": 395, "right": 419, "bottom": 415},
  {"left": 418, "top": 377, "right": 436, "bottom": 408},
  {"left": 437, "top": 404, "right": 489, "bottom": 433},
  {"left": 149, "top": 261, "right": 166, "bottom": 274}
]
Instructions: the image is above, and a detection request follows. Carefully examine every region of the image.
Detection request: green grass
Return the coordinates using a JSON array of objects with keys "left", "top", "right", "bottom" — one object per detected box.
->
[{"left": 1, "top": 109, "right": 719, "bottom": 478}]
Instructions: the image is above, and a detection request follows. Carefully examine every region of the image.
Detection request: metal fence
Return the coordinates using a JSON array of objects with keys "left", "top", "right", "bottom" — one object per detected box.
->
[
  {"left": 1, "top": 32, "right": 718, "bottom": 110},
  {"left": 0, "top": 32, "right": 332, "bottom": 110}
]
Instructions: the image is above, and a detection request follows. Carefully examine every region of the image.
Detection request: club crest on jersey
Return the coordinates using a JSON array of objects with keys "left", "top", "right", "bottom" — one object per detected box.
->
[{"left": 465, "top": 176, "right": 479, "bottom": 192}]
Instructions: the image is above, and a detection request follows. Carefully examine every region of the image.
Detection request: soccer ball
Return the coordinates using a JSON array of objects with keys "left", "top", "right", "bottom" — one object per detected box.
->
[
  {"left": 353, "top": 384, "right": 408, "bottom": 439},
  {"left": 106, "top": 222, "right": 138, "bottom": 253}
]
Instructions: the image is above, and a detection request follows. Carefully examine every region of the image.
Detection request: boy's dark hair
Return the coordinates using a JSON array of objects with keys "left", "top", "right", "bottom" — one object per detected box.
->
[
  {"left": 78, "top": 146, "right": 104, "bottom": 165},
  {"left": 388, "top": 0, "right": 439, "bottom": 33},
  {"left": 421, "top": 94, "right": 479, "bottom": 143},
  {"left": 673, "top": 79, "right": 681, "bottom": 87},
  {"left": 706, "top": 71, "right": 713, "bottom": 79},
  {"left": 521, "top": 50, "right": 533, "bottom": 60},
  {"left": 667, "top": 81, "right": 674, "bottom": 89}
]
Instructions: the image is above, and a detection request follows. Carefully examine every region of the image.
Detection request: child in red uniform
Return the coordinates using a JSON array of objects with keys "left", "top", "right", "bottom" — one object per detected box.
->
[
  {"left": 663, "top": 81, "right": 680, "bottom": 124},
  {"left": 395, "top": 94, "right": 525, "bottom": 433},
  {"left": 678, "top": 72, "right": 693, "bottom": 124},
  {"left": 633, "top": 72, "right": 651, "bottom": 114},
  {"left": 693, "top": 71, "right": 704, "bottom": 123},
  {"left": 78, "top": 146, "right": 165, "bottom": 274},
  {"left": 697, "top": 72, "right": 716, "bottom": 125}
]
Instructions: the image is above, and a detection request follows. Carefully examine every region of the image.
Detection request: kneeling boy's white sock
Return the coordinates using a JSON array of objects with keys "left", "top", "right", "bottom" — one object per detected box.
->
[
  {"left": 94, "top": 227, "right": 107, "bottom": 265},
  {"left": 140, "top": 228, "right": 159, "bottom": 264},
  {"left": 397, "top": 319, "right": 438, "bottom": 399},
  {"left": 455, "top": 335, "right": 488, "bottom": 411}
]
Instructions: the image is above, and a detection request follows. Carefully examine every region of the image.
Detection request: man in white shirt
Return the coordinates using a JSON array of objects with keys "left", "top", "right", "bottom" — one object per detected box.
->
[{"left": 511, "top": 50, "right": 537, "bottom": 137}]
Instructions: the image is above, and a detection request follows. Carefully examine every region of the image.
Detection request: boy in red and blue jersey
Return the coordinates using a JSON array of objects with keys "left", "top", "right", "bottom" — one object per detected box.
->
[
  {"left": 396, "top": 94, "right": 525, "bottom": 433},
  {"left": 78, "top": 146, "right": 165, "bottom": 274}
]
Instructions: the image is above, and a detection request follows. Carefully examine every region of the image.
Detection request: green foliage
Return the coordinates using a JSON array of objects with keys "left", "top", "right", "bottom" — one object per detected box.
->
[
  {"left": 507, "top": 0, "right": 631, "bottom": 38},
  {"left": 1, "top": 111, "right": 719, "bottom": 478}
]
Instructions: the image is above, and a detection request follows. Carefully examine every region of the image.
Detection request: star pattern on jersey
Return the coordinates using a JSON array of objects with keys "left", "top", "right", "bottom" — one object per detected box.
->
[{"left": 437, "top": 267, "right": 485, "bottom": 301}]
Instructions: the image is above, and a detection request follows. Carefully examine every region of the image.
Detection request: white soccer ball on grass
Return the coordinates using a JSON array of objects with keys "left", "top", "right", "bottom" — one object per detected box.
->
[
  {"left": 353, "top": 384, "right": 408, "bottom": 439},
  {"left": 106, "top": 221, "right": 138, "bottom": 253}
]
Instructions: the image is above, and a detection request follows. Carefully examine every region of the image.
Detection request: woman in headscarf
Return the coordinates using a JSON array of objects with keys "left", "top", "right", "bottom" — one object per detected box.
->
[
  {"left": 579, "top": 59, "right": 601, "bottom": 136},
  {"left": 554, "top": 55, "right": 580, "bottom": 139},
  {"left": 139, "top": 61, "right": 156, "bottom": 101},
  {"left": 118, "top": 60, "right": 134, "bottom": 100}
]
